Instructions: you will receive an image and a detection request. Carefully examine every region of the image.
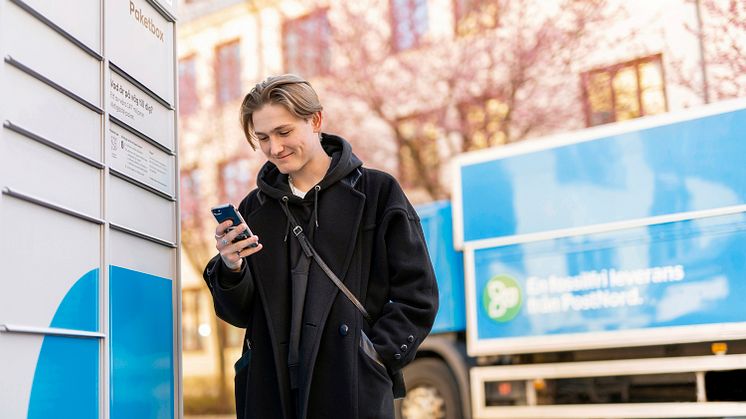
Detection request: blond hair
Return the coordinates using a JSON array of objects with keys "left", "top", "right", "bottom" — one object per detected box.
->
[{"left": 239, "top": 74, "right": 323, "bottom": 149}]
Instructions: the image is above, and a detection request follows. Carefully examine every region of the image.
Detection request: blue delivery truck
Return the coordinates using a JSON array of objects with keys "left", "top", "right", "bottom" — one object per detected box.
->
[{"left": 400, "top": 99, "right": 746, "bottom": 419}]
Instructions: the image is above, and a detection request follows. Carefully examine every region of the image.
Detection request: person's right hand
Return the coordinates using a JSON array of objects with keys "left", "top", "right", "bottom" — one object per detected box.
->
[{"left": 214, "top": 220, "right": 262, "bottom": 272}]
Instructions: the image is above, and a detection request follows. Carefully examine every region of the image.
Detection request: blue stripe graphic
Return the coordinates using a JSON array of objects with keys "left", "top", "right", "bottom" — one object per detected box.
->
[
  {"left": 110, "top": 265, "right": 174, "bottom": 419},
  {"left": 28, "top": 269, "right": 99, "bottom": 419}
]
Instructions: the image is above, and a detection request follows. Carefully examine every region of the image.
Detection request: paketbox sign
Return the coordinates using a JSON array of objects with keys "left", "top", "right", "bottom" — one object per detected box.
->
[
  {"left": 107, "top": 0, "right": 175, "bottom": 105},
  {"left": 129, "top": 1, "right": 166, "bottom": 41}
]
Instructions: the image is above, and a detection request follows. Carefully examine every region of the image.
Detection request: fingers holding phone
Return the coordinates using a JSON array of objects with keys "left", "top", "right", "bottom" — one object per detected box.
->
[
  {"left": 215, "top": 219, "right": 249, "bottom": 245},
  {"left": 215, "top": 222, "right": 263, "bottom": 271},
  {"left": 212, "top": 204, "right": 262, "bottom": 271}
]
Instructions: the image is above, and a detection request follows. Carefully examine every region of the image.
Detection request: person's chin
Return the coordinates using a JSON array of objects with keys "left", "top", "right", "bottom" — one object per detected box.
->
[{"left": 273, "top": 160, "right": 296, "bottom": 174}]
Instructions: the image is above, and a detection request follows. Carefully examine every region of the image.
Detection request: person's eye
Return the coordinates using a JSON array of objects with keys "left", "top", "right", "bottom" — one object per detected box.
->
[
  {"left": 279, "top": 130, "right": 291, "bottom": 136},
  {"left": 257, "top": 136, "right": 269, "bottom": 142}
]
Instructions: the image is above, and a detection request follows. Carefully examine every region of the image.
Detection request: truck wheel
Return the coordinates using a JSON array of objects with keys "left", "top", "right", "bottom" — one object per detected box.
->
[{"left": 396, "top": 358, "right": 463, "bottom": 419}]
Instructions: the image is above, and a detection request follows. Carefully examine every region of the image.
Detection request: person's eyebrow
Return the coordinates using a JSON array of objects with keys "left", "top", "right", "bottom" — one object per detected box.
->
[{"left": 255, "top": 124, "right": 294, "bottom": 136}]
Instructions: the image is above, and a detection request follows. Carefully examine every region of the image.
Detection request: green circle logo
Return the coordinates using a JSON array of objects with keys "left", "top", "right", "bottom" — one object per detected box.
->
[{"left": 482, "top": 275, "right": 522, "bottom": 322}]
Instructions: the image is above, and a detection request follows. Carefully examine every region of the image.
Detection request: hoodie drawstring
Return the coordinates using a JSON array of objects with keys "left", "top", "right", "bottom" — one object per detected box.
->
[
  {"left": 282, "top": 196, "right": 291, "bottom": 242},
  {"left": 282, "top": 185, "right": 321, "bottom": 242},
  {"left": 313, "top": 185, "right": 321, "bottom": 228}
]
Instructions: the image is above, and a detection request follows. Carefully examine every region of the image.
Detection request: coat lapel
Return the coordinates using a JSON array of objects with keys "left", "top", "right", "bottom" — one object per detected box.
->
[
  {"left": 246, "top": 199, "right": 292, "bottom": 417},
  {"left": 248, "top": 199, "right": 291, "bottom": 338}
]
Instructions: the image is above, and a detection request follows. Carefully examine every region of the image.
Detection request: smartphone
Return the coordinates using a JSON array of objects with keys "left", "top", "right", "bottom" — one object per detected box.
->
[{"left": 211, "top": 203, "right": 258, "bottom": 247}]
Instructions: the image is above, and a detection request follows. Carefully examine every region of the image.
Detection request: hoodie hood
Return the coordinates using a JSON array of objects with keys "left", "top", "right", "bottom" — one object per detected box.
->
[{"left": 256, "top": 133, "right": 362, "bottom": 202}]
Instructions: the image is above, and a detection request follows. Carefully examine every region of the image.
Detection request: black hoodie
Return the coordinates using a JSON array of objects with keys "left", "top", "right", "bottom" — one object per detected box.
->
[{"left": 256, "top": 133, "right": 363, "bottom": 234}]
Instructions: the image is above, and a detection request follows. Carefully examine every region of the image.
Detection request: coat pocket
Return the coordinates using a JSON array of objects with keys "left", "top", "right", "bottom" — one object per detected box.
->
[
  {"left": 234, "top": 349, "right": 252, "bottom": 419},
  {"left": 359, "top": 330, "right": 387, "bottom": 375},
  {"left": 358, "top": 330, "right": 394, "bottom": 418}
]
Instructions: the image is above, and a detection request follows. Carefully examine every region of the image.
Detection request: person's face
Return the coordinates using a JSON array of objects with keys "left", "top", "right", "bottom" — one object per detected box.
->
[{"left": 253, "top": 103, "right": 323, "bottom": 175}]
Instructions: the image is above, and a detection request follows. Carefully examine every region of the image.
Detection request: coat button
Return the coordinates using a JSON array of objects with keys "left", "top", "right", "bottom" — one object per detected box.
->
[
  {"left": 407, "top": 335, "right": 415, "bottom": 343},
  {"left": 400, "top": 344, "right": 408, "bottom": 352},
  {"left": 339, "top": 324, "right": 349, "bottom": 336},
  {"left": 394, "top": 353, "right": 402, "bottom": 360}
]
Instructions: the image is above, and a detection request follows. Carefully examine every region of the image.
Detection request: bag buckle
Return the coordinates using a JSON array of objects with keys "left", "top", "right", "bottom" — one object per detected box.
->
[{"left": 292, "top": 225, "right": 303, "bottom": 236}]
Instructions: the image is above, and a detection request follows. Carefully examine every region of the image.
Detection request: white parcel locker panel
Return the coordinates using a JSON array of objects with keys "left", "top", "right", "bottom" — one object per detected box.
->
[
  {"left": 3, "top": 1, "right": 101, "bottom": 107},
  {"left": 0, "top": 332, "right": 99, "bottom": 419},
  {"left": 110, "top": 70, "right": 175, "bottom": 151},
  {"left": 2, "top": 130, "right": 101, "bottom": 218},
  {"left": 110, "top": 229, "right": 175, "bottom": 280},
  {"left": 19, "top": 0, "right": 102, "bottom": 53},
  {"left": 106, "top": 0, "right": 175, "bottom": 105},
  {"left": 1, "top": 0, "right": 180, "bottom": 417},
  {"left": 108, "top": 175, "right": 176, "bottom": 243},
  {"left": 0, "top": 334, "right": 45, "bottom": 419},
  {"left": 0, "top": 198, "right": 100, "bottom": 329},
  {"left": 108, "top": 123, "right": 175, "bottom": 196},
  {"left": 3, "top": 65, "right": 102, "bottom": 161}
]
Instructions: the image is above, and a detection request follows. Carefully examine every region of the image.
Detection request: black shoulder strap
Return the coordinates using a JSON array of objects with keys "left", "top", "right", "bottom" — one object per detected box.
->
[{"left": 278, "top": 198, "right": 372, "bottom": 323}]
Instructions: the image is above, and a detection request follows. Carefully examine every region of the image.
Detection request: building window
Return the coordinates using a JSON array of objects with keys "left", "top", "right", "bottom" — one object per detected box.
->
[
  {"left": 397, "top": 112, "right": 443, "bottom": 187},
  {"left": 180, "top": 168, "right": 202, "bottom": 224},
  {"left": 178, "top": 56, "right": 198, "bottom": 116},
  {"left": 215, "top": 39, "right": 241, "bottom": 105},
  {"left": 283, "top": 9, "right": 331, "bottom": 78},
  {"left": 182, "top": 289, "right": 208, "bottom": 352},
  {"left": 459, "top": 97, "right": 508, "bottom": 150},
  {"left": 453, "top": 0, "right": 499, "bottom": 37},
  {"left": 391, "top": 0, "right": 428, "bottom": 52},
  {"left": 582, "top": 54, "right": 667, "bottom": 127},
  {"left": 218, "top": 158, "right": 254, "bottom": 205}
]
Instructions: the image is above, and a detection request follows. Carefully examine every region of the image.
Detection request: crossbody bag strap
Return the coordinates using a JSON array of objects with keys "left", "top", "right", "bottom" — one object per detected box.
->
[
  {"left": 279, "top": 198, "right": 373, "bottom": 323},
  {"left": 307, "top": 241, "right": 372, "bottom": 323}
]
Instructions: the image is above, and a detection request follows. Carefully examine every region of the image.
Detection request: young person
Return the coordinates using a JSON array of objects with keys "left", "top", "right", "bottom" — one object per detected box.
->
[{"left": 203, "top": 74, "right": 439, "bottom": 419}]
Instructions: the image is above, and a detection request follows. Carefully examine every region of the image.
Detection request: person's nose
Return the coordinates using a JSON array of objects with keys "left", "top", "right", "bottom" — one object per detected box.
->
[{"left": 269, "top": 136, "right": 285, "bottom": 157}]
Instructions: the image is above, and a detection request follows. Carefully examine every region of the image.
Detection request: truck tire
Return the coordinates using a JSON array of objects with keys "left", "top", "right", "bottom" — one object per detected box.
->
[{"left": 396, "top": 358, "right": 463, "bottom": 419}]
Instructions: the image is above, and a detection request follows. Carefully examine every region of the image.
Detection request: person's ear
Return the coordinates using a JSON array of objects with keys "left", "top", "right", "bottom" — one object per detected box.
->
[{"left": 311, "top": 111, "right": 323, "bottom": 133}]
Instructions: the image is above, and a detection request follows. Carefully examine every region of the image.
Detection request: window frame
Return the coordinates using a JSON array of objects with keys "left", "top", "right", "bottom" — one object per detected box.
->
[
  {"left": 396, "top": 109, "right": 446, "bottom": 188},
  {"left": 213, "top": 38, "right": 242, "bottom": 106},
  {"left": 217, "top": 156, "right": 254, "bottom": 206},
  {"left": 452, "top": 0, "right": 500, "bottom": 38},
  {"left": 581, "top": 54, "right": 668, "bottom": 127},
  {"left": 181, "top": 288, "right": 206, "bottom": 352},
  {"left": 281, "top": 8, "right": 332, "bottom": 78},
  {"left": 389, "top": 0, "right": 429, "bottom": 52},
  {"left": 179, "top": 167, "right": 202, "bottom": 225},
  {"left": 178, "top": 54, "right": 199, "bottom": 116},
  {"left": 457, "top": 95, "right": 510, "bottom": 150}
]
